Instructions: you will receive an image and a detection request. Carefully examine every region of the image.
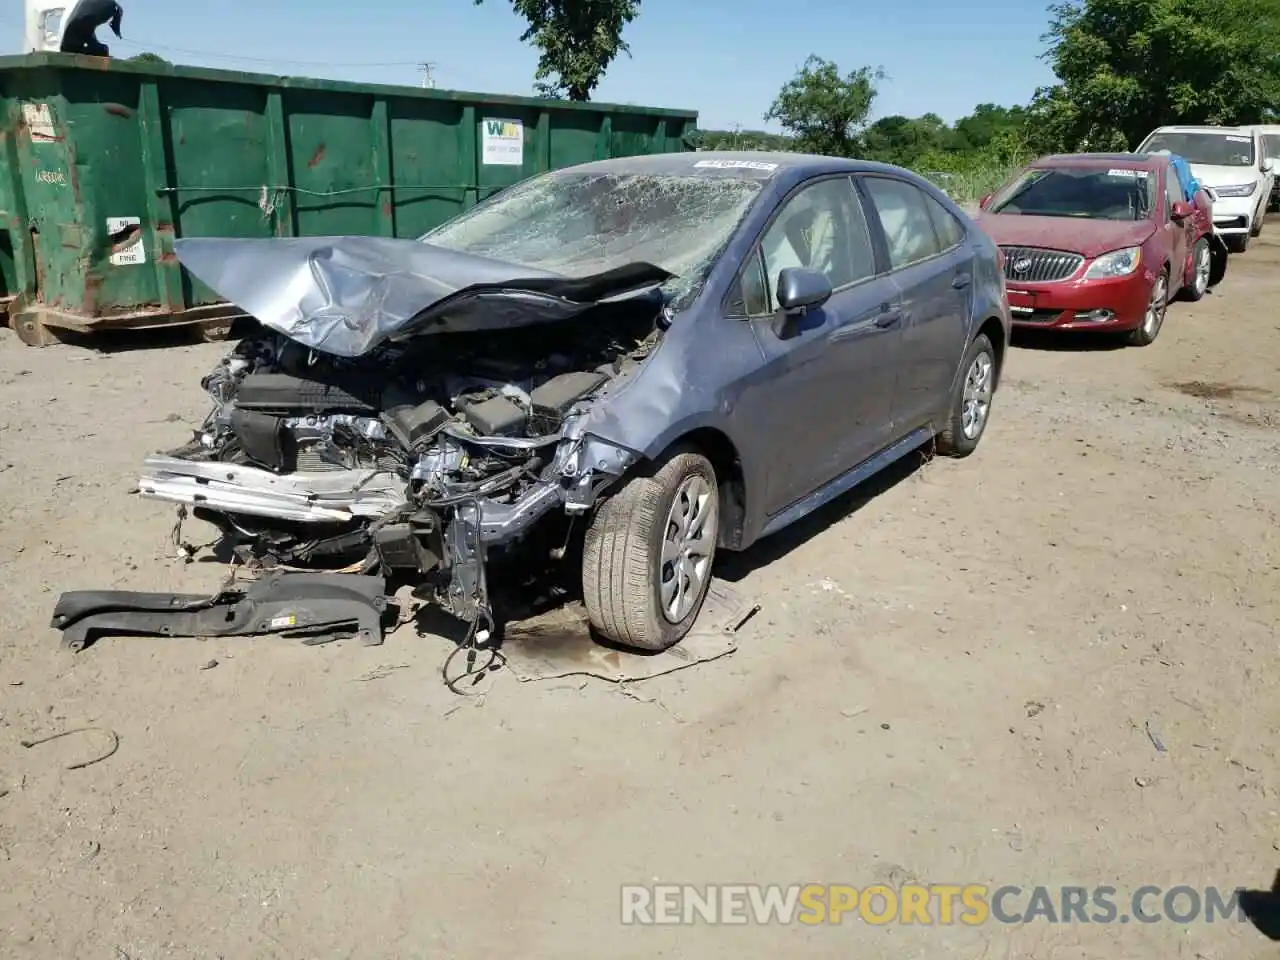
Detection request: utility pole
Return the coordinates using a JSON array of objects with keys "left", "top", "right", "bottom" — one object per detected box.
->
[{"left": 419, "top": 62, "right": 436, "bottom": 88}]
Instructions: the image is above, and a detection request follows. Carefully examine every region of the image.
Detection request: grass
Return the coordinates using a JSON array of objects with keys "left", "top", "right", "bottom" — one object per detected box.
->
[{"left": 917, "top": 156, "right": 1025, "bottom": 205}]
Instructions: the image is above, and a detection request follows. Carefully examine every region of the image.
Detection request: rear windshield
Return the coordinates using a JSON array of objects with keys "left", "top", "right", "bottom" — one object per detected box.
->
[
  {"left": 1138, "top": 131, "right": 1255, "bottom": 167},
  {"left": 987, "top": 167, "right": 1155, "bottom": 221}
]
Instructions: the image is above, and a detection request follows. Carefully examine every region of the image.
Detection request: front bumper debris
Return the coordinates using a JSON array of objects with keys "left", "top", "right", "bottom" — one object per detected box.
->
[{"left": 50, "top": 571, "right": 388, "bottom": 652}]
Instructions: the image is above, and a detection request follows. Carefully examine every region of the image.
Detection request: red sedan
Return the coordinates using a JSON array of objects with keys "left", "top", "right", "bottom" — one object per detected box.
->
[{"left": 977, "top": 153, "right": 1224, "bottom": 346}]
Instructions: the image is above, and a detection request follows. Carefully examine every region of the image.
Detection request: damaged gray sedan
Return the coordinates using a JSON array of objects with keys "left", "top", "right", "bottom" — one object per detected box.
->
[{"left": 135, "top": 151, "right": 1011, "bottom": 652}]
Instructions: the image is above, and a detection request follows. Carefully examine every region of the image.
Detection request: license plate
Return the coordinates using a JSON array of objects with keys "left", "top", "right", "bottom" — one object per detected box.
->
[{"left": 1006, "top": 289, "right": 1036, "bottom": 314}]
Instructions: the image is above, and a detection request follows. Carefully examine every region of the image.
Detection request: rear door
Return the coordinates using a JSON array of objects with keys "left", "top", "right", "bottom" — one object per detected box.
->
[{"left": 857, "top": 175, "right": 971, "bottom": 434}]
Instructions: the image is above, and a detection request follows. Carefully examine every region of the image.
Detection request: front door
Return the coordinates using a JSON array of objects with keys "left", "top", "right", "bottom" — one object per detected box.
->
[
  {"left": 732, "top": 175, "right": 902, "bottom": 516},
  {"left": 1163, "top": 165, "right": 1193, "bottom": 290}
]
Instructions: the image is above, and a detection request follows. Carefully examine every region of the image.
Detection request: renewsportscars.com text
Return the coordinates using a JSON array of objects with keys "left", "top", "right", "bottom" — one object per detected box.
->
[{"left": 619, "top": 884, "right": 1247, "bottom": 925}]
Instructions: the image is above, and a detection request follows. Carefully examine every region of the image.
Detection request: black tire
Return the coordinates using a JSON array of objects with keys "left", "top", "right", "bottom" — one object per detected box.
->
[
  {"left": 1208, "top": 235, "right": 1229, "bottom": 288},
  {"left": 582, "top": 448, "right": 719, "bottom": 652},
  {"left": 935, "top": 333, "right": 996, "bottom": 458},
  {"left": 1179, "top": 237, "right": 1210, "bottom": 303},
  {"left": 1127, "top": 268, "right": 1169, "bottom": 347},
  {"left": 1225, "top": 233, "right": 1249, "bottom": 254}
]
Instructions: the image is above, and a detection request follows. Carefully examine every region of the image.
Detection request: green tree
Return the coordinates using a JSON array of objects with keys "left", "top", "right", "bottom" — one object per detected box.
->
[
  {"left": 951, "top": 103, "right": 1029, "bottom": 152},
  {"left": 475, "top": 0, "right": 639, "bottom": 101},
  {"left": 690, "top": 128, "right": 796, "bottom": 151},
  {"left": 764, "top": 56, "right": 884, "bottom": 157},
  {"left": 861, "top": 113, "right": 951, "bottom": 165},
  {"left": 128, "top": 51, "right": 170, "bottom": 66},
  {"left": 1036, "top": 0, "right": 1280, "bottom": 150}
]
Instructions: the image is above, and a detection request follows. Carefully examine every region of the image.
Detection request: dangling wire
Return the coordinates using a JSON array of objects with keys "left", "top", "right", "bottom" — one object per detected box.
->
[{"left": 440, "top": 497, "right": 505, "bottom": 694}]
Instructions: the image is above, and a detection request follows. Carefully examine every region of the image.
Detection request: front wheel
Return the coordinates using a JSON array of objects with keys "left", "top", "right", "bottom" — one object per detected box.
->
[
  {"left": 1179, "top": 237, "right": 1211, "bottom": 302},
  {"left": 935, "top": 333, "right": 997, "bottom": 458},
  {"left": 1127, "top": 269, "right": 1168, "bottom": 347},
  {"left": 582, "top": 448, "right": 719, "bottom": 652}
]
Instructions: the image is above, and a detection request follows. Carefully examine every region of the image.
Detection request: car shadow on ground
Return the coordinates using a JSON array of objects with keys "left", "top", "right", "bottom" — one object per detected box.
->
[
  {"left": 411, "top": 445, "right": 929, "bottom": 654},
  {"left": 714, "top": 446, "right": 928, "bottom": 584},
  {"left": 1239, "top": 869, "right": 1280, "bottom": 940},
  {"left": 1010, "top": 328, "right": 1129, "bottom": 352},
  {"left": 17, "top": 316, "right": 259, "bottom": 355}
]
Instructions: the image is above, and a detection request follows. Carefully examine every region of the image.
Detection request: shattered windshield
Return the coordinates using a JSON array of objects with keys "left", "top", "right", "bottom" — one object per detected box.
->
[
  {"left": 988, "top": 167, "right": 1155, "bottom": 221},
  {"left": 420, "top": 170, "right": 764, "bottom": 299}
]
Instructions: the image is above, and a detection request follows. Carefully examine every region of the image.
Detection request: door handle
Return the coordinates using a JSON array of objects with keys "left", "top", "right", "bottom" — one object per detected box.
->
[
  {"left": 952, "top": 272, "right": 972, "bottom": 289},
  {"left": 874, "top": 308, "right": 902, "bottom": 328}
]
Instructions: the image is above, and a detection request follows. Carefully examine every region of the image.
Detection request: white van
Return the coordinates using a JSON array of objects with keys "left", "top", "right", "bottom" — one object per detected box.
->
[{"left": 1136, "top": 125, "right": 1273, "bottom": 253}]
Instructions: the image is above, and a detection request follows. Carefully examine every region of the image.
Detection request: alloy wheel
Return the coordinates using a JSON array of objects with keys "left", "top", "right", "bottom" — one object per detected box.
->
[
  {"left": 961, "top": 351, "right": 994, "bottom": 441},
  {"left": 659, "top": 474, "right": 717, "bottom": 623}
]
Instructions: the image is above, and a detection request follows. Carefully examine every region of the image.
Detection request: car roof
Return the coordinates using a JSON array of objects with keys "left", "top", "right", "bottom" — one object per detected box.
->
[
  {"left": 1145, "top": 125, "right": 1254, "bottom": 136},
  {"left": 560, "top": 150, "right": 923, "bottom": 181},
  {"left": 1032, "top": 152, "right": 1166, "bottom": 170}
]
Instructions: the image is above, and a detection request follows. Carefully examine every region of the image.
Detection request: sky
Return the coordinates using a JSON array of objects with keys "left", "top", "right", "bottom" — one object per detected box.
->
[{"left": 2, "top": 0, "right": 1059, "bottom": 130}]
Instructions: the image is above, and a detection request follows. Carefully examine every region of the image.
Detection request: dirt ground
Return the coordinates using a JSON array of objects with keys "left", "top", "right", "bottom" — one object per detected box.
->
[{"left": 1, "top": 224, "right": 1278, "bottom": 960}]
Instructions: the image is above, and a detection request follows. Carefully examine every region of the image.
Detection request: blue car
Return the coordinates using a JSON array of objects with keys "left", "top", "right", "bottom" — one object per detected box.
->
[{"left": 140, "top": 151, "right": 1013, "bottom": 652}]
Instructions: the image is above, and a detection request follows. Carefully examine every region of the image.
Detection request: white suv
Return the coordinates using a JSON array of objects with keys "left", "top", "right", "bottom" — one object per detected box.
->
[
  {"left": 1136, "top": 125, "right": 1274, "bottom": 253},
  {"left": 1255, "top": 124, "right": 1280, "bottom": 213}
]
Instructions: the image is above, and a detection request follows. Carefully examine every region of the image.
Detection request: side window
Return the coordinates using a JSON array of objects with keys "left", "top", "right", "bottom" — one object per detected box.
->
[
  {"left": 862, "top": 177, "right": 944, "bottom": 269},
  {"left": 921, "top": 192, "right": 967, "bottom": 251},
  {"left": 726, "top": 247, "right": 770, "bottom": 317},
  {"left": 1265, "top": 135, "right": 1280, "bottom": 162},
  {"left": 759, "top": 177, "right": 876, "bottom": 310}
]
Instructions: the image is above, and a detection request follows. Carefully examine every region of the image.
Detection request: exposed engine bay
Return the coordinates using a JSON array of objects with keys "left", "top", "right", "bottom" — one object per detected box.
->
[{"left": 138, "top": 295, "right": 663, "bottom": 629}]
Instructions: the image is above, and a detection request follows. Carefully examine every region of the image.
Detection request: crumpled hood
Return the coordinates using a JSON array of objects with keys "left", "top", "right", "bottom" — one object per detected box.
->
[
  {"left": 975, "top": 213, "right": 1156, "bottom": 259},
  {"left": 173, "top": 236, "right": 670, "bottom": 358}
]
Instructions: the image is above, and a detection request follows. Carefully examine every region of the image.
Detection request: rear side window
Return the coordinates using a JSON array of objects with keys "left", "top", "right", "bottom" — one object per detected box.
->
[
  {"left": 922, "top": 193, "right": 967, "bottom": 250},
  {"left": 861, "top": 177, "right": 943, "bottom": 269},
  {"left": 1265, "top": 135, "right": 1280, "bottom": 161}
]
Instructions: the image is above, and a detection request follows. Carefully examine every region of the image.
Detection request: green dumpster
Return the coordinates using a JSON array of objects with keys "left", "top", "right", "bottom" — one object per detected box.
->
[{"left": 0, "top": 52, "right": 697, "bottom": 345}]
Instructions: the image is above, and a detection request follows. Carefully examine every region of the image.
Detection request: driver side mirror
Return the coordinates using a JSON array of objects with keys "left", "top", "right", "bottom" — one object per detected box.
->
[
  {"left": 776, "top": 267, "right": 832, "bottom": 313},
  {"left": 1170, "top": 200, "right": 1194, "bottom": 221}
]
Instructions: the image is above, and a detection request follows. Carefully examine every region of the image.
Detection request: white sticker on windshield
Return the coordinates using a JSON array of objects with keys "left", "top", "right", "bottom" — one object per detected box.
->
[
  {"left": 1107, "top": 168, "right": 1146, "bottom": 177},
  {"left": 1226, "top": 135, "right": 1251, "bottom": 142},
  {"left": 693, "top": 159, "right": 778, "bottom": 171}
]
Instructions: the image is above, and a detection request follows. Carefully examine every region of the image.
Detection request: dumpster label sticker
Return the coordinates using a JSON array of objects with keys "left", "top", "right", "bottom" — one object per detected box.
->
[
  {"left": 106, "top": 216, "right": 146, "bottom": 266},
  {"left": 21, "top": 103, "right": 57, "bottom": 142},
  {"left": 481, "top": 118, "right": 524, "bottom": 165}
]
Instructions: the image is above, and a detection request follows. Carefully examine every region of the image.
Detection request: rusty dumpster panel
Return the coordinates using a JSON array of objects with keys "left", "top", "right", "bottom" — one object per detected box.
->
[{"left": 0, "top": 52, "right": 697, "bottom": 344}]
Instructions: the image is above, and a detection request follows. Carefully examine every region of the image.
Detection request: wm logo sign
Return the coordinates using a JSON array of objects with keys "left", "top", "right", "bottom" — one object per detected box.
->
[{"left": 485, "top": 120, "right": 520, "bottom": 138}]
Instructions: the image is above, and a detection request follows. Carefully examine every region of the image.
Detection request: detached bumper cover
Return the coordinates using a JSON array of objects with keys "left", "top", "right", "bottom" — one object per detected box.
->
[{"left": 51, "top": 572, "right": 388, "bottom": 652}]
